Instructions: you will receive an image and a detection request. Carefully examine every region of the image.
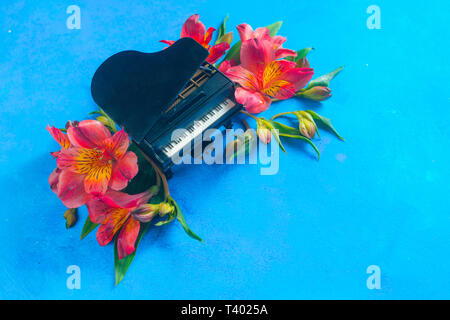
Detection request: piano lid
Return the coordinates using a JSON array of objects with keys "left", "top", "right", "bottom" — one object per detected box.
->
[{"left": 91, "top": 38, "right": 209, "bottom": 143}]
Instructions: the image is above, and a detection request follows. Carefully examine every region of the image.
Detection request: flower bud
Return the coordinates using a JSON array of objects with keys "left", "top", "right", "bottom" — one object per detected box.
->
[
  {"left": 158, "top": 203, "right": 174, "bottom": 217},
  {"left": 298, "top": 86, "right": 332, "bottom": 101},
  {"left": 296, "top": 57, "right": 310, "bottom": 68},
  {"left": 297, "top": 111, "right": 317, "bottom": 139},
  {"left": 218, "top": 32, "right": 233, "bottom": 45},
  {"left": 96, "top": 116, "right": 116, "bottom": 131},
  {"left": 63, "top": 208, "right": 78, "bottom": 229},
  {"left": 257, "top": 127, "right": 271, "bottom": 144},
  {"left": 131, "top": 204, "right": 160, "bottom": 223}
]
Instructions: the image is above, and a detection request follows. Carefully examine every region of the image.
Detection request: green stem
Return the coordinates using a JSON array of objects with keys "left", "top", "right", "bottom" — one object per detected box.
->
[
  {"left": 144, "top": 154, "right": 170, "bottom": 200},
  {"left": 270, "top": 111, "right": 295, "bottom": 121},
  {"left": 241, "top": 119, "right": 250, "bottom": 130},
  {"left": 240, "top": 110, "right": 259, "bottom": 121}
]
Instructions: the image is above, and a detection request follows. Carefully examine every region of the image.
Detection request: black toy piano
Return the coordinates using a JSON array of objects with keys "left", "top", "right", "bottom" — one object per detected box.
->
[{"left": 91, "top": 37, "right": 242, "bottom": 176}]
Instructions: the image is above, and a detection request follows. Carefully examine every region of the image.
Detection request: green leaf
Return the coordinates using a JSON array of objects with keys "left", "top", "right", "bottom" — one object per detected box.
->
[
  {"left": 305, "top": 66, "right": 343, "bottom": 90},
  {"left": 80, "top": 216, "right": 99, "bottom": 240},
  {"left": 215, "top": 15, "right": 229, "bottom": 44},
  {"left": 306, "top": 110, "right": 344, "bottom": 140},
  {"left": 114, "top": 223, "right": 150, "bottom": 285},
  {"left": 279, "top": 133, "right": 320, "bottom": 159},
  {"left": 222, "top": 41, "right": 241, "bottom": 64},
  {"left": 88, "top": 110, "right": 102, "bottom": 115},
  {"left": 154, "top": 210, "right": 176, "bottom": 226},
  {"left": 296, "top": 47, "right": 314, "bottom": 60},
  {"left": 266, "top": 21, "right": 283, "bottom": 36},
  {"left": 269, "top": 119, "right": 301, "bottom": 136},
  {"left": 172, "top": 198, "right": 202, "bottom": 242},
  {"left": 222, "top": 21, "right": 283, "bottom": 64},
  {"left": 123, "top": 143, "right": 158, "bottom": 195},
  {"left": 286, "top": 47, "right": 314, "bottom": 63}
]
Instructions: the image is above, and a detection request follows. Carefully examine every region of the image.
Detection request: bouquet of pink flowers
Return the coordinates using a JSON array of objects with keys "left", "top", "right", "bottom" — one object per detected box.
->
[{"left": 48, "top": 14, "right": 343, "bottom": 284}]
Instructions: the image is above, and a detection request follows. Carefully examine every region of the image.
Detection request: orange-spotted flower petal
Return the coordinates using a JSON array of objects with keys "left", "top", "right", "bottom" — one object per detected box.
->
[
  {"left": 261, "top": 80, "right": 295, "bottom": 100},
  {"left": 96, "top": 207, "right": 130, "bottom": 246},
  {"left": 102, "top": 129, "right": 130, "bottom": 160},
  {"left": 83, "top": 162, "right": 112, "bottom": 195},
  {"left": 47, "top": 125, "right": 70, "bottom": 149},
  {"left": 261, "top": 60, "right": 297, "bottom": 99},
  {"left": 262, "top": 60, "right": 297, "bottom": 86},
  {"left": 86, "top": 189, "right": 152, "bottom": 224},
  {"left": 57, "top": 147, "right": 112, "bottom": 195},
  {"left": 225, "top": 65, "right": 259, "bottom": 90}
]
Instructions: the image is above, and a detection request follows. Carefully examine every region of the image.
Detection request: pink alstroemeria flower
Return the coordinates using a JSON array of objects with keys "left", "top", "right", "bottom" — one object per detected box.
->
[
  {"left": 160, "top": 14, "right": 230, "bottom": 64},
  {"left": 225, "top": 39, "right": 314, "bottom": 113},
  {"left": 86, "top": 190, "right": 153, "bottom": 259},
  {"left": 236, "top": 23, "right": 298, "bottom": 61},
  {"left": 48, "top": 120, "right": 138, "bottom": 208}
]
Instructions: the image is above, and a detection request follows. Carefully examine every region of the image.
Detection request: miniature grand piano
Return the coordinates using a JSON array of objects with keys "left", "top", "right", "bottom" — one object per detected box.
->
[{"left": 91, "top": 38, "right": 242, "bottom": 176}]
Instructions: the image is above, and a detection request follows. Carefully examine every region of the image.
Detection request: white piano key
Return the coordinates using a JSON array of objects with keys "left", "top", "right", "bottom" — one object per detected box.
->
[{"left": 162, "top": 98, "right": 236, "bottom": 158}]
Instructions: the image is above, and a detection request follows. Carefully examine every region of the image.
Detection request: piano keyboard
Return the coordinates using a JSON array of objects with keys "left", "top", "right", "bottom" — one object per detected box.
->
[{"left": 161, "top": 98, "right": 236, "bottom": 158}]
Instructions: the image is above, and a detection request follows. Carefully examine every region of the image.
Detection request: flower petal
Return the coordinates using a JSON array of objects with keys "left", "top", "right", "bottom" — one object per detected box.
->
[
  {"left": 101, "top": 189, "right": 152, "bottom": 210},
  {"left": 262, "top": 60, "right": 297, "bottom": 98},
  {"left": 87, "top": 189, "right": 152, "bottom": 224},
  {"left": 47, "top": 125, "right": 70, "bottom": 149},
  {"left": 240, "top": 37, "right": 274, "bottom": 76},
  {"left": 236, "top": 23, "right": 255, "bottom": 42},
  {"left": 181, "top": 14, "right": 205, "bottom": 43},
  {"left": 252, "top": 27, "right": 270, "bottom": 40},
  {"left": 224, "top": 66, "right": 259, "bottom": 90},
  {"left": 96, "top": 208, "right": 130, "bottom": 246},
  {"left": 102, "top": 129, "right": 129, "bottom": 160},
  {"left": 262, "top": 60, "right": 297, "bottom": 85},
  {"left": 204, "top": 27, "right": 215, "bottom": 45},
  {"left": 49, "top": 168, "right": 61, "bottom": 194},
  {"left": 84, "top": 162, "right": 112, "bottom": 195},
  {"left": 159, "top": 40, "right": 175, "bottom": 46},
  {"left": 280, "top": 67, "right": 314, "bottom": 91},
  {"left": 57, "top": 147, "right": 103, "bottom": 173},
  {"left": 275, "top": 48, "right": 298, "bottom": 60},
  {"left": 207, "top": 42, "right": 230, "bottom": 64},
  {"left": 261, "top": 80, "right": 295, "bottom": 100},
  {"left": 86, "top": 197, "right": 113, "bottom": 224},
  {"left": 67, "top": 120, "right": 111, "bottom": 148},
  {"left": 117, "top": 217, "right": 140, "bottom": 259},
  {"left": 218, "top": 60, "right": 232, "bottom": 73},
  {"left": 271, "top": 35, "right": 287, "bottom": 50},
  {"left": 235, "top": 87, "right": 272, "bottom": 114},
  {"left": 109, "top": 151, "right": 138, "bottom": 191},
  {"left": 56, "top": 169, "right": 91, "bottom": 208}
]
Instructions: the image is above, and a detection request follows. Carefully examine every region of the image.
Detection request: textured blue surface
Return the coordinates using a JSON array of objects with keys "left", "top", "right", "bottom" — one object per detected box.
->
[{"left": 0, "top": 0, "right": 449, "bottom": 299}]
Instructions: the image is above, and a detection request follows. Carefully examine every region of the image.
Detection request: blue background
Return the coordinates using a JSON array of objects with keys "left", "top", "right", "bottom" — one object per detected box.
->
[{"left": 0, "top": 0, "right": 449, "bottom": 299}]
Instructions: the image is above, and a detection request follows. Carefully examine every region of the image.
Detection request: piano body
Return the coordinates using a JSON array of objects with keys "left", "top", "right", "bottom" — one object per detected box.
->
[{"left": 91, "top": 38, "right": 242, "bottom": 176}]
